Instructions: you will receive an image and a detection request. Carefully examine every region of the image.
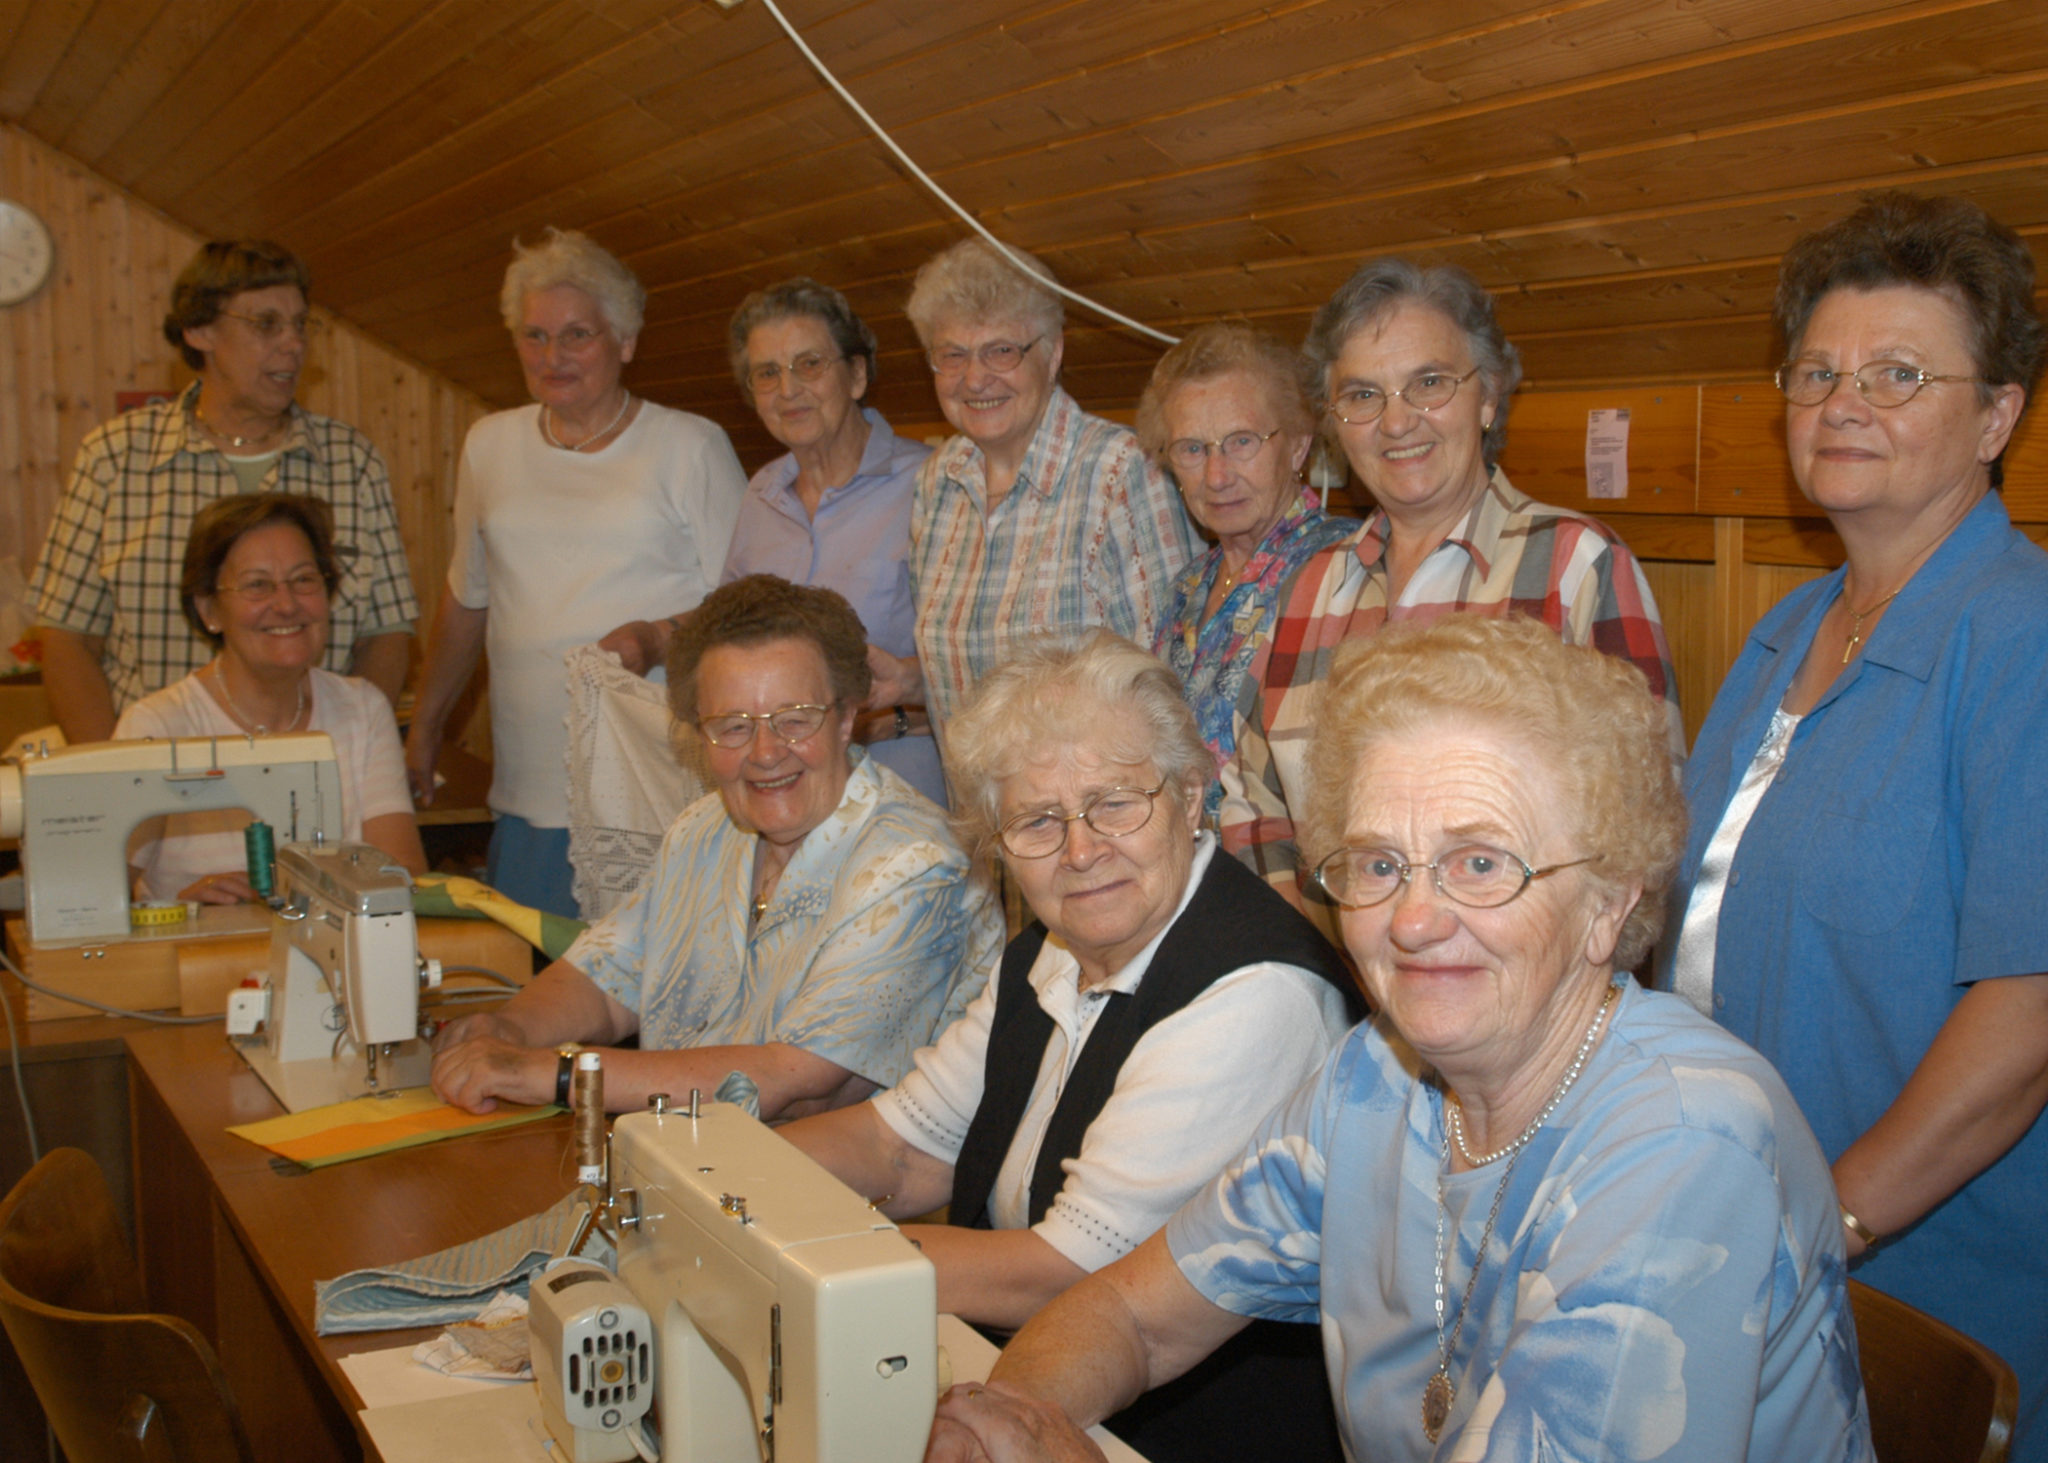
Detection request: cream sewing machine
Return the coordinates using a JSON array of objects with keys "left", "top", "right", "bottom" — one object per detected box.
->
[
  {"left": 530, "top": 1099, "right": 940, "bottom": 1463},
  {"left": 0, "top": 731, "right": 343, "bottom": 944},
  {"left": 231, "top": 841, "right": 443, "bottom": 1113}
]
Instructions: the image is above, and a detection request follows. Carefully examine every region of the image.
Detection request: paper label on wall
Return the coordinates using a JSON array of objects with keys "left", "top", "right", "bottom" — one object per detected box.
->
[{"left": 1585, "top": 408, "right": 1630, "bottom": 499}]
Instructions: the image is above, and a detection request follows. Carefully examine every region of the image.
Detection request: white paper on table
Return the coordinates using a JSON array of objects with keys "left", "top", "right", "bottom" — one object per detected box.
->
[
  {"left": 342, "top": 1344, "right": 522, "bottom": 1409},
  {"left": 1585, "top": 407, "right": 1630, "bottom": 499}
]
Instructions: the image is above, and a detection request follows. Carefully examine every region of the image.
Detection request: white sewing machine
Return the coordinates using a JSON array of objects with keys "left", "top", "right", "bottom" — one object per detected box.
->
[
  {"left": 0, "top": 732, "right": 343, "bottom": 943},
  {"left": 232, "top": 841, "right": 442, "bottom": 1113},
  {"left": 530, "top": 1100, "right": 939, "bottom": 1463}
]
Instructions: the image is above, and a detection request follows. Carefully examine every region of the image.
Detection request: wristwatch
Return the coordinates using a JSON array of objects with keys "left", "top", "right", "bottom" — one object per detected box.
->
[
  {"left": 893, "top": 706, "right": 910, "bottom": 739},
  {"left": 554, "top": 1043, "right": 585, "bottom": 1107}
]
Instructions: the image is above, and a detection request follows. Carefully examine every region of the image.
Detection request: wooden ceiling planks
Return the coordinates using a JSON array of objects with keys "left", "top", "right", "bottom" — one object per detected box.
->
[{"left": 3, "top": 0, "right": 2046, "bottom": 450}]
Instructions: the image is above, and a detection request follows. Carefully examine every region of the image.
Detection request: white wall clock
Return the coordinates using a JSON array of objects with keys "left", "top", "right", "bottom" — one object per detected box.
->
[{"left": 0, "top": 200, "right": 55, "bottom": 306}]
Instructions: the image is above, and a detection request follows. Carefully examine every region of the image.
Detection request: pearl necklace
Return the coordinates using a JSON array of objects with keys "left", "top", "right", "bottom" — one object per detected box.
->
[
  {"left": 542, "top": 392, "right": 632, "bottom": 452},
  {"left": 212, "top": 661, "right": 306, "bottom": 736},
  {"left": 1425, "top": 982, "right": 1618, "bottom": 1442}
]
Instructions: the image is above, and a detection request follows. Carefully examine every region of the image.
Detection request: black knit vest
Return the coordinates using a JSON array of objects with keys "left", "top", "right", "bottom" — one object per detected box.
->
[{"left": 948, "top": 850, "right": 1357, "bottom": 1230}]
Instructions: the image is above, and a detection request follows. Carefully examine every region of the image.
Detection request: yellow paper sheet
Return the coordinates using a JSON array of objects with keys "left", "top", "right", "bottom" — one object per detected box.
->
[{"left": 229, "top": 1088, "right": 560, "bottom": 1168}]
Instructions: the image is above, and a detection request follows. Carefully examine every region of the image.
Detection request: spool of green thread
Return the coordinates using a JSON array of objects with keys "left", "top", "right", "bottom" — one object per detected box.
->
[{"left": 244, "top": 821, "right": 276, "bottom": 900}]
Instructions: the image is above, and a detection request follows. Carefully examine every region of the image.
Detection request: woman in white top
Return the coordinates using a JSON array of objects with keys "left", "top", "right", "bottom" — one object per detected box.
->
[
  {"left": 115, "top": 493, "right": 425, "bottom": 902},
  {"left": 405, "top": 227, "right": 745, "bottom": 918}
]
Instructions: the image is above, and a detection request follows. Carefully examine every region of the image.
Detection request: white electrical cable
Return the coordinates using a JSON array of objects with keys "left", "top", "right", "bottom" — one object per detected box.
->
[{"left": 751, "top": 0, "right": 1180, "bottom": 347}]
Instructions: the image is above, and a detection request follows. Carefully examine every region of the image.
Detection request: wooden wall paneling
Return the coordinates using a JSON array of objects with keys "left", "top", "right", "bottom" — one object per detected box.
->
[
  {"left": 1495, "top": 387, "right": 1699, "bottom": 514},
  {"left": 54, "top": 0, "right": 242, "bottom": 163},
  {"left": 1638, "top": 558, "right": 1716, "bottom": 750},
  {"left": 0, "top": 0, "right": 104, "bottom": 126}
]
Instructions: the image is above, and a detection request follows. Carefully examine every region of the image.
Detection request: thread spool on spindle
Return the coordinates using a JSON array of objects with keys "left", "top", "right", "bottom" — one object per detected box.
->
[
  {"left": 571, "top": 1052, "right": 605, "bottom": 1186},
  {"left": 244, "top": 821, "right": 276, "bottom": 899}
]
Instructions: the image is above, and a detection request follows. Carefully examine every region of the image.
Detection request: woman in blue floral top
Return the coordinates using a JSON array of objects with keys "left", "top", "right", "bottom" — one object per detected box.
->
[{"left": 1142, "top": 324, "right": 1357, "bottom": 818}]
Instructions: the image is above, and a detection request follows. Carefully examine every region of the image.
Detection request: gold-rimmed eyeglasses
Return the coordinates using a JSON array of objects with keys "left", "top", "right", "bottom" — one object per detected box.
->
[
  {"left": 214, "top": 571, "right": 328, "bottom": 604},
  {"left": 747, "top": 352, "right": 846, "bottom": 394},
  {"left": 1309, "top": 843, "right": 1598, "bottom": 910},
  {"left": 1774, "top": 358, "right": 1985, "bottom": 409},
  {"left": 1327, "top": 366, "right": 1482, "bottom": 426},
  {"left": 1165, "top": 428, "right": 1281, "bottom": 471},
  {"left": 998, "top": 784, "right": 1166, "bottom": 859},
  {"left": 929, "top": 338, "right": 1041, "bottom": 378},
  {"left": 697, "top": 703, "right": 836, "bottom": 749}
]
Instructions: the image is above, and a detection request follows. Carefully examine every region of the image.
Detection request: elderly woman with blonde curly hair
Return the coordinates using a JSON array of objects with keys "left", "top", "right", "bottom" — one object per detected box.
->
[
  {"left": 406, "top": 228, "right": 747, "bottom": 916},
  {"left": 931, "top": 615, "right": 1871, "bottom": 1463},
  {"left": 784, "top": 628, "right": 1356, "bottom": 1463},
  {"left": 864, "top": 240, "right": 1203, "bottom": 760}
]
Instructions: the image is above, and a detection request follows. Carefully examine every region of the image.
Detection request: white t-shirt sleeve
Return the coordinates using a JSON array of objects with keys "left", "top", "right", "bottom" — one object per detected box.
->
[
  {"left": 1035, "top": 964, "right": 1349, "bottom": 1274},
  {"left": 668, "top": 421, "right": 748, "bottom": 606},
  {"left": 447, "top": 429, "right": 491, "bottom": 609},
  {"left": 871, "top": 958, "right": 1000, "bottom": 1163}
]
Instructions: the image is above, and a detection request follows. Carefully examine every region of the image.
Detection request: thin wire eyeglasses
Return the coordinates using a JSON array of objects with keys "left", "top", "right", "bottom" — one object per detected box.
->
[
  {"left": 929, "top": 338, "right": 1041, "bottom": 378},
  {"left": 697, "top": 703, "right": 836, "bottom": 750},
  {"left": 1309, "top": 843, "right": 1598, "bottom": 910},
  {"left": 1327, "top": 366, "right": 1482, "bottom": 426},
  {"left": 515, "top": 323, "right": 606, "bottom": 353},
  {"left": 215, "top": 572, "right": 328, "bottom": 604},
  {"left": 1165, "top": 428, "right": 1281, "bottom": 471},
  {"left": 998, "top": 784, "right": 1166, "bottom": 859},
  {"left": 747, "top": 352, "right": 846, "bottom": 393},
  {"left": 218, "top": 310, "right": 322, "bottom": 342},
  {"left": 1774, "top": 358, "right": 1986, "bottom": 409}
]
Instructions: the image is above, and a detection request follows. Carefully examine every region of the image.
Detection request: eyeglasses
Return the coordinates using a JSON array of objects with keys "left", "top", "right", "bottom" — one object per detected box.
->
[
  {"left": 998, "top": 784, "right": 1165, "bottom": 859},
  {"left": 929, "top": 338, "right": 1041, "bottom": 378},
  {"left": 1774, "top": 358, "right": 1985, "bottom": 409},
  {"left": 747, "top": 351, "right": 846, "bottom": 393},
  {"left": 1327, "top": 366, "right": 1482, "bottom": 426},
  {"left": 218, "top": 310, "right": 322, "bottom": 342},
  {"left": 1164, "top": 428, "right": 1281, "bottom": 471},
  {"left": 697, "top": 703, "right": 836, "bottom": 750},
  {"left": 215, "top": 571, "right": 328, "bottom": 604},
  {"left": 1309, "top": 843, "right": 1597, "bottom": 910},
  {"left": 515, "top": 324, "right": 607, "bottom": 353}
]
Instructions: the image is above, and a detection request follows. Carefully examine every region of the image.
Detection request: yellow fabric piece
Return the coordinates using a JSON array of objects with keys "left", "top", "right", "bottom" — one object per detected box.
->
[{"left": 228, "top": 1087, "right": 559, "bottom": 1169}]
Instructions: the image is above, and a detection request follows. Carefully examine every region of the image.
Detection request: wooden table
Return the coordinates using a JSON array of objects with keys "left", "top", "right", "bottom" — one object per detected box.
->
[{"left": 124, "top": 1025, "right": 576, "bottom": 1463}]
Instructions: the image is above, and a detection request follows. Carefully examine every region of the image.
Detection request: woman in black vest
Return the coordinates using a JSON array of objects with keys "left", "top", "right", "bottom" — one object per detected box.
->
[{"left": 782, "top": 629, "right": 1359, "bottom": 1462}]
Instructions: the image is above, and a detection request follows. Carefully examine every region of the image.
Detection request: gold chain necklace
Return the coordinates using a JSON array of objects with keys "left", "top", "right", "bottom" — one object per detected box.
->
[
  {"left": 1839, "top": 583, "right": 1903, "bottom": 665},
  {"left": 212, "top": 661, "right": 306, "bottom": 735}
]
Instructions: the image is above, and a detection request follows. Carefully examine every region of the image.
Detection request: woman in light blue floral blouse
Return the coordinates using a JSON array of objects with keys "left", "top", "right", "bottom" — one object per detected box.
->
[
  {"left": 1142, "top": 323, "right": 1357, "bottom": 819},
  {"left": 927, "top": 616, "right": 1872, "bottom": 1463}
]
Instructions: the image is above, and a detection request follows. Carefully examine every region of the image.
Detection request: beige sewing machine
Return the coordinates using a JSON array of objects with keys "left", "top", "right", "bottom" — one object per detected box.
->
[
  {"left": 0, "top": 731, "right": 343, "bottom": 944},
  {"left": 530, "top": 1099, "right": 940, "bottom": 1463},
  {"left": 231, "top": 841, "right": 443, "bottom": 1113}
]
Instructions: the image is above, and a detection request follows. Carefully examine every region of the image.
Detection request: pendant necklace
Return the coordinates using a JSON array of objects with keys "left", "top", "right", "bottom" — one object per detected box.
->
[
  {"left": 197, "top": 404, "right": 286, "bottom": 450},
  {"left": 213, "top": 661, "right": 306, "bottom": 736},
  {"left": 542, "top": 392, "right": 632, "bottom": 452},
  {"left": 1425, "top": 983, "right": 1618, "bottom": 1441},
  {"left": 1838, "top": 582, "right": 1903, "bottom": 665}
]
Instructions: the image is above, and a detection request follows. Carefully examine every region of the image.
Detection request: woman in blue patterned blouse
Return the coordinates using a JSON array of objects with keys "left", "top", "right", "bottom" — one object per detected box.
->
[
  {"left": 927, "top": 616, "right": 1872, "bottom": 1463},
  {"left": 1140, "top": 324, "right": 1357, "bottom": 819}
]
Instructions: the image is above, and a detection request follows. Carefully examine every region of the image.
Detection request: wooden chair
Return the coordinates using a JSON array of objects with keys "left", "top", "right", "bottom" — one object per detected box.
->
[
  {"left": 1851, "top": 1277, "right": 2018, "bottom": 1463},
  {"left": 0, "top": 1148, "right": 254, "bottom": 1463}
]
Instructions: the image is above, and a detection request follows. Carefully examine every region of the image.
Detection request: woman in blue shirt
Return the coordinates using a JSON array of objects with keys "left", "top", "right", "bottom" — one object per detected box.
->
[{"left": 1663, "top": 191, "right": 2048, "bottom": 1461}]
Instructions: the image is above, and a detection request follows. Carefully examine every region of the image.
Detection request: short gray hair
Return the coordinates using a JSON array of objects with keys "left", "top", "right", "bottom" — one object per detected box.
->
[
  {"left": 905, "top": 238, "right": 1063, "bottom": 347},
  {"left": 1304, "top": 258, "right": 1522, "bottom": 467},
  {"left": 945, "top": 630, "right": 1208, "bottom": 858},
  {"left": 1135, "top": 321, "right": 1317, "bottom": 460},
  {"left": 726, "top": 278, "right": 879, "bottom": 401},
  {"left": 500, "top": 228, "right": 646, "bottom": 339}
]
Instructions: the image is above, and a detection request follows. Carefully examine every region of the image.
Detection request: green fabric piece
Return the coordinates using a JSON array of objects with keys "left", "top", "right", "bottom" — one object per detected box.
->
[{"left": 413, "top": 872, "right": 586, "bottom": 960}]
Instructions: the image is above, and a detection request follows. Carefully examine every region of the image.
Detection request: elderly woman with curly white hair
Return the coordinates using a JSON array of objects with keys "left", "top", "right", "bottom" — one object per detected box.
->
[
  {"left": 864, "top": 240, "right": 1203, "bottom": 758},
  {"left": 406, "top": 228, "right": 748, "bottom": 917}
]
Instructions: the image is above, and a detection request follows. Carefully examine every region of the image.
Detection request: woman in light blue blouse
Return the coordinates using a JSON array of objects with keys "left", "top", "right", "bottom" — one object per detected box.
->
[
  {"left": 927, "top": 616, "right": 1871, "bottom": 1463},
  {"left": 1139, "top": 323, "right": 1357, "bottom": 819},
  {"left": 431, "top": 576, "right": 1000, "bottom": 1119}
]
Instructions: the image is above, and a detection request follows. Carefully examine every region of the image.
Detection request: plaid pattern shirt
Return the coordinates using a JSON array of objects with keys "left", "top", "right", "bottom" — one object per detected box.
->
[
  {"left": 30, "top": 385, "right": 418, "bottom": 712},
  {"left": 911, "top": 386, "right": 1202, "bottom": 741},
  {"left": 1218, "top": 470, "right": 1682, "bottom": 930}
]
